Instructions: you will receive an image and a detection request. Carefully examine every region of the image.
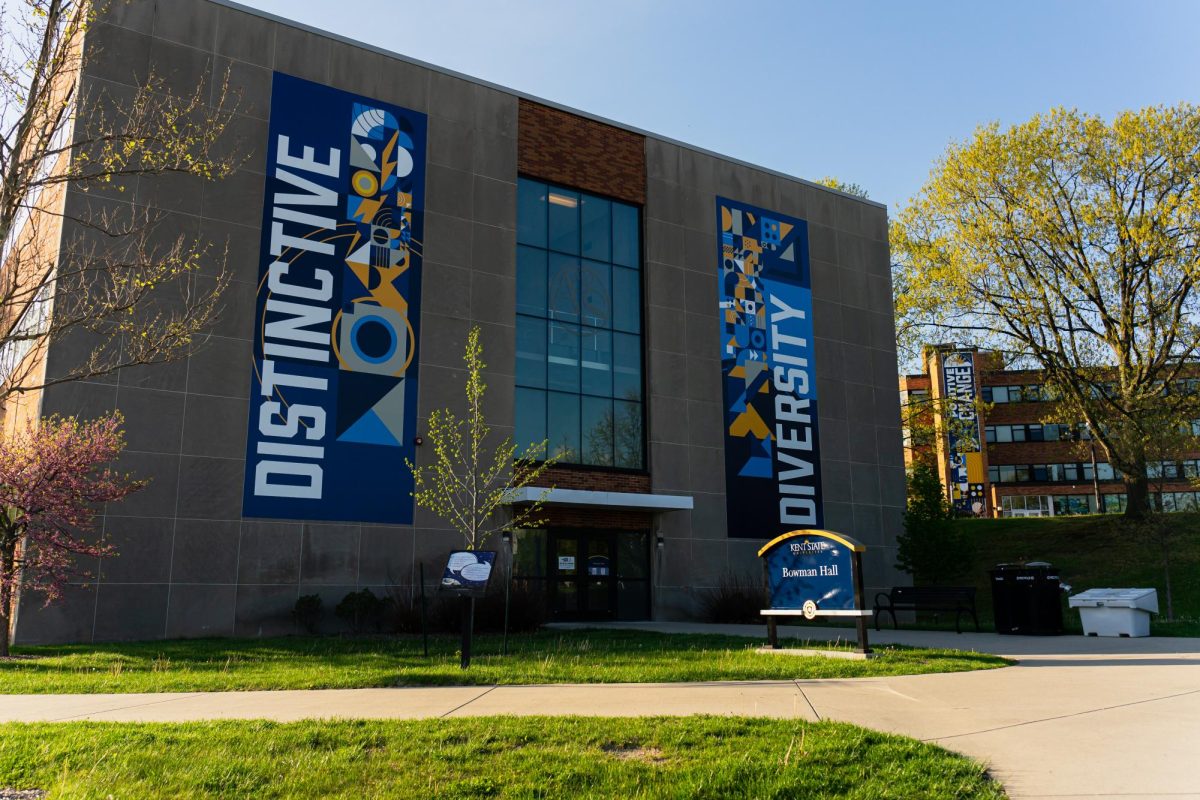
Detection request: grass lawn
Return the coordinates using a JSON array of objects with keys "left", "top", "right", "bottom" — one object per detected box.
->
[
  {"left": 1, "top": 629, "right": 1007, "bottom": 694},
  {"left": 0, "top": 717, "right": 1006, "bottom": 799},
  {"left": 938, "top": 515, "right": 1200, "bottom": 637}
]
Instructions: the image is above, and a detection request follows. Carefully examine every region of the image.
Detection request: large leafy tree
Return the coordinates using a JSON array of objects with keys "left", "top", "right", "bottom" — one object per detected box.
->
[
  {"left": 0, "top": 0, "right": 237, "bottom": 403},
  {"left": 0, "top": 413, "right": 143, "bottom": 656},
  {"left": 893, "top": 105, "right": 1200, "bottom": 517}
]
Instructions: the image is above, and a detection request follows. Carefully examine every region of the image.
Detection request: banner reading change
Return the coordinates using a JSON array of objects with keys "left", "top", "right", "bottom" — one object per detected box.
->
[
  {"left": 941, "top": 350, "right": 986, "bottom": 515},
  {"left": 242, "top": 73, "right": 426, "bottom": 523},
  {"left": 717, "top": 197, "right": 823, "bottom": 538}
]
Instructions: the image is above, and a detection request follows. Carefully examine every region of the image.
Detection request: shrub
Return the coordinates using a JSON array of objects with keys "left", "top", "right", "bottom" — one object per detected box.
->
[
  {"left": 382, "top": 566, "right": 547, "bottom": 634},
  {"left": 293, "top": 594, "right": 322, "bottom": 634},
  {"left": 699, "top": 572, "right": 763, "bottom": 624},
  {"left": 335, "top": 589, "right": 383, "bottom": 634}
]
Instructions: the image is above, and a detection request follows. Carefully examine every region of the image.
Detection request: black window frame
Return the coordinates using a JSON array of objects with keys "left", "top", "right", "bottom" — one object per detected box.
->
[{"left": 514, "top": 174, "right": 648, "bottom": 473}]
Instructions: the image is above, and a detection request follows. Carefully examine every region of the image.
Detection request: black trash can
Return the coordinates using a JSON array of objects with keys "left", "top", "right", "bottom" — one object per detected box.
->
[{"left": 989, "top": 562, "right": 1065, "bottom": 635}]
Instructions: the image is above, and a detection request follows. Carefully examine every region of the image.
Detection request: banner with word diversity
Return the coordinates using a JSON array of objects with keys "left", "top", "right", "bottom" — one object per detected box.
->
[
  {"left": 242, "top": 73, "right": 426, "bottom": 523},
  {"left": 717, "top": 197, "right": 823, "bottom": 539},
  {"left": 940, "top": 350, "right": 985, "bottom": 515}
]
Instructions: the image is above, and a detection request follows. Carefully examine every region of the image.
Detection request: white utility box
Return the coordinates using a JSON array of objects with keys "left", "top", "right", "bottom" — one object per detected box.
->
[{"left": 1068, "top": 588, "right": 1158, "bottom": 637}]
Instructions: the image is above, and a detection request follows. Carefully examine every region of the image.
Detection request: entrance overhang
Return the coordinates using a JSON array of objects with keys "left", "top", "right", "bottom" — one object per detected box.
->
[{"left": 503, "top": 487, "right": 693, "bottom": 512}]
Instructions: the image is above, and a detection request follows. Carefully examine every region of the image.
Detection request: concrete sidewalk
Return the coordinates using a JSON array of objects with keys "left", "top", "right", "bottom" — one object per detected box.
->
[
  {"left": 549, "top": 618, "right": 1200, "bottom": 659},
  {"left": 2, "top": 626, "right": 1198, "bottom": 799}
]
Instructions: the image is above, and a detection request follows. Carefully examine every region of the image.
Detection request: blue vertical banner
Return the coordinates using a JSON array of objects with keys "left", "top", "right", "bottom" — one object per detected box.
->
[
  {"left": 940, "top": 350, "right": 986, "bottom": 515},
  {"left": 242, "top": 73, "right": 427, "bottom": 523},
  {"left": 717, "top": 197, "right": 823, "bottom": 539}
]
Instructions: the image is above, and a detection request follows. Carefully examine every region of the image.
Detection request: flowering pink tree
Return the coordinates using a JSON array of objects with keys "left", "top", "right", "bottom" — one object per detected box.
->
[{"left": 0, "top": 413, "right": 144, "bottom": 655}]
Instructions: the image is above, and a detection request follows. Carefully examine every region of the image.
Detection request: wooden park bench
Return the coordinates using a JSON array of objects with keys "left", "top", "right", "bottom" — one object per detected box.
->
[{"left": 873, "top": 586, "right": 980, "bottom": 634}]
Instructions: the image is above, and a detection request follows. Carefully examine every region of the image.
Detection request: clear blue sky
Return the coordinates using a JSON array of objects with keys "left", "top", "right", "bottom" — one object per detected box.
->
[{"left": 238, "top": 0, "right": 1200, "bottom": 213}]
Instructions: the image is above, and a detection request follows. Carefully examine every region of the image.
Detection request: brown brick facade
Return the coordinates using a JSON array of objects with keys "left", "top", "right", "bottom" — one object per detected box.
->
[
  {"left": 530, "top": 465, "right": 651, "bottom": 493},
  {"left": 986, "top": 442, "right": 1094, "bottom": 466},
  {"left": 517, "top": 100, "right": 646, "bottom": 204}
]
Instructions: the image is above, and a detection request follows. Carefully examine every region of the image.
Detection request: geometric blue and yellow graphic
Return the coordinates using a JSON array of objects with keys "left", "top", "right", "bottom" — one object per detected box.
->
[
  {"left": 243, "top": 73, "right": 426, "bottom": 524},
  {"left": 717, "top": 197, "right": 823, "bottom": 538},
  {"left": 940, "top": 351, "right": 986, "bottom": 515}
]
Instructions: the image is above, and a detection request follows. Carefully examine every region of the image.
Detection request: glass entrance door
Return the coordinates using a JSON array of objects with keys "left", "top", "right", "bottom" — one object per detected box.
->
[
  {"left": 545, "top": 530, "right": 650, "bottom": 621},
  {"left": 548, "top": 531, "right": 616, "bottom": 620}
]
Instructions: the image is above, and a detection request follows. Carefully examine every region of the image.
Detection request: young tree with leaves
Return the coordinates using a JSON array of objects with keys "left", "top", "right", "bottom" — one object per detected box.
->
[
  {"left": 408, "top": 326, "right": 560, "bottom": 550},
  {"left": 896, "top": 462, "right": 974, "bottom": 586},
  {"left": 0, "top": 412, "right": 143, "bottom": 655},
  {"left": 893, "top": 105, "right": 1200, "bottom": 518},
  {"left": 407, "top": 326, "right": 559, "bottom": 667},
  {"left": 0, "top": 0, "right": 237, "bottom": 404}
]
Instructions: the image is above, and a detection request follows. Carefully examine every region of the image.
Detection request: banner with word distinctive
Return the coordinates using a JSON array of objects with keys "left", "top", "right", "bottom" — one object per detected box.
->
[
  {"left": 717, "top": 197, "right": 822, "bottom": 538},
  {"left": 242, "top": 73, "right": 426, "bottom": 523},
  {"left": 941, "top": 350, "right": 985, "bottom": 514},
  {"left": 759, "top": 530, "right": 861, "bottom": 612}
]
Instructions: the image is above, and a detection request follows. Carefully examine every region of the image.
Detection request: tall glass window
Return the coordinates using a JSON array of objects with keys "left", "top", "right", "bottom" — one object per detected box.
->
[{"left": 515, "top": 178, "right": 643, "bottom": 468}]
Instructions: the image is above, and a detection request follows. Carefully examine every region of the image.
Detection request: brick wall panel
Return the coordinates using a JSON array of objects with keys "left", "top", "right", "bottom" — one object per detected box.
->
[{"left": 518, "top": 100, "right": 645, "bottom": 204}]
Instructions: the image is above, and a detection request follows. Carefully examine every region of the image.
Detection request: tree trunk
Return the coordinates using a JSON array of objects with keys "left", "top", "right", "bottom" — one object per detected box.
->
[
  {"left": 1123, "top": 473, "right": 1151, "bottom": 519},
  {"left": 0, "top": 543, "right": 14, "bottom": 658}
]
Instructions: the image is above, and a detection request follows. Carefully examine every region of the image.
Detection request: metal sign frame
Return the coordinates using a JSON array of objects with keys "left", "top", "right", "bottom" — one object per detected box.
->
[{"left": 758, "top": 529, "right": 871, "bottom": 654}]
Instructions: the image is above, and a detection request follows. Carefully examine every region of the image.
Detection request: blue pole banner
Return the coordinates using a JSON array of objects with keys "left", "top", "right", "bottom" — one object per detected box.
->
[
  {"left": 242, "top": 73, "right": 427, "bottom": 523},
  {"left": 716, "top": 197, "right": 823, "bottom": 539},
  {"left": 940, "top": 351, "right": 986, "bottom": 515},
  {"left": 758, "top": 529, "right": 863, "bottom": 612}
]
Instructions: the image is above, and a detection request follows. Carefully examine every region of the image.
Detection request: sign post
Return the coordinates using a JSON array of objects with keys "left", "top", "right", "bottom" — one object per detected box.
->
[
  {"left": 439, "top": 551, "right": 497, "bottom": 668},
  {"left": 758, "top": 529, "right": 872, "bottom": 655}
]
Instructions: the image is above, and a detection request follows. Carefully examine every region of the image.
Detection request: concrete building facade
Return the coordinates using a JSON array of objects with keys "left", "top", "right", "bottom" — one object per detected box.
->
[{"left": 13, "top": 0, "right": 902, "bottom": 643}]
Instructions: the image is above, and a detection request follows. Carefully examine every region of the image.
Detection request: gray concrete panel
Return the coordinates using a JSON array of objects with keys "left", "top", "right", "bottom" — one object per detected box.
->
[
  {"left": 82, "top": 23, "right": 152, "bottom": 87},
  {"left": 165, "top": 583, "right": 237, "bottom": 638},
  {"left": 299, "top": 524, "right": 361, "bottom": 586},
  {"left": 176, "top": 456, "right": 244, "bottom": 520},
  {"left": 187, "top": 337, "right": 252, "bottom": 398},
  {"left": 111, "top": 451, "right": 180, "bottom": 518},
  {"left": 234, "top": 585, "right": 299, "bottom": 637},
  {"left": 213, "top": 56, "right": 272, "bottom": 121},
  {"left": 214, "top": 4, "right": 274, "bottom": 66},
  {"left": 238, "top": 521, "right": 302, "bottom": 584},
  {"left": 40, "top": 380, "right": 118, "bottom": 420},
  {"left": 171, "top": 519, "right": 240, "bottom": 584},
  {"left": 272, "top": 25, "right": 330, "bottom": 84},
  {"left": 12, "top": 583, "right": 97, "bottom": 645},
  {"left": 181, "top": 394, "right": 249, "bottom": 459},
  {"left": 359, "top": 526, "right": 416, "bottom": 586},
  {"left": 116, "top": 387, "right": 185, "bottom": 454},
  {"left": 98, "top": 517, "right": 173, "bottom": 583},
  {"left": 93, "top": 583, "right": 169, "bottom": 641}
]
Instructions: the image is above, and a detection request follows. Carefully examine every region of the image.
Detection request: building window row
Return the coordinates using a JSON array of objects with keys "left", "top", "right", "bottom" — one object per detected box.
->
[
  {"left": 999, "top": 491, "right": 1200, "bottom": 517},
  {"left": 985, "top": 422, "right": 1091, "bottom": 443},
  {"left": 1147, "top": 459, "right": 1200, "bottom": 479},
  {"left": 515, "top": 178, "right": 644, "bottom": 469},
  {"left": 982, "top": 384, "right": 1049, "bottom": 404},
  {"left": 987, "top": 461, "right": 1121, "bottom": 484}
]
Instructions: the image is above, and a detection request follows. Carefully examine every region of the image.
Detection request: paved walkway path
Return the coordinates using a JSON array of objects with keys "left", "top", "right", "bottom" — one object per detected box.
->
[{"left": 3, "top": 624, "right": 1198, "bottom": 799}]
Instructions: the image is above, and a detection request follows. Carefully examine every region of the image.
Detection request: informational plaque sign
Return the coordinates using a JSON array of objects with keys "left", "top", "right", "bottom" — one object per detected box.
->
[{"left": 439, "top": 551, "right": 497, "bottom": 598}]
